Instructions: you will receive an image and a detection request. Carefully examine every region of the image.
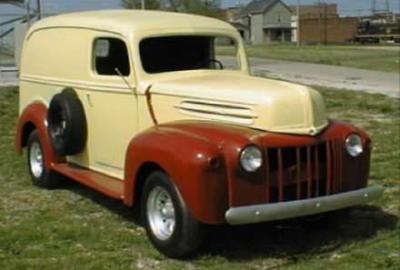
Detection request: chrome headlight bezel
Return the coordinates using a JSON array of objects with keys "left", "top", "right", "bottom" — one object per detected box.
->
[
  {"left": 345, "top": 134, "right": 363, "bottom": 157},
  {"left": 240, "top": 145, "right": 263, "bottom": 172}
]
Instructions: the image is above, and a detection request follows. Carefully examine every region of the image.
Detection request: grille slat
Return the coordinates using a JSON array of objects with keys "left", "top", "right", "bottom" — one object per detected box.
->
[
  {"left": 265, "top": 149, "right": 271, "bottom": 203},
  {"left": 315, "top": 146, "right": 320, "bottom": 197},
  {"left": 277, "top": 149, "right": 284, "bottom": 202},
  {"left": 332, "top": 140, "right": 337, "bottom": 193},
  {"left": 333, "top": 140, "right": 339, "bottom": 193},
  {"left": 307, "top": 147, "right": 312, "bottom": 198},
  {"left": 336, "top": 140, "right": 343, "bottom": 192},
  {"left": 266, "top": 140, "right": 338, "bottom": 203},
  {"left": 326, "top": 141, "right": 332, "bottom": 195},
  {"left": 338, "top": 140, "right": 343, "bottom": 192},
  {"left": 296, "top": 148, "right": 301, "bottom": 200}
]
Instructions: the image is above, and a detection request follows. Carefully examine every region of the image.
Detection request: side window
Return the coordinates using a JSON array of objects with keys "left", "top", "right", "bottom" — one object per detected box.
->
[{"left": 93, "top": 38, "right": 130, "bottom": 76}]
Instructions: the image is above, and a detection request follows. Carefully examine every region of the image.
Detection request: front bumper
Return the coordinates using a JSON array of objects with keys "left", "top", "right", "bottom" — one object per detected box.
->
[{"left": 225, "top": 186, "right": 383, "bottom": 225}]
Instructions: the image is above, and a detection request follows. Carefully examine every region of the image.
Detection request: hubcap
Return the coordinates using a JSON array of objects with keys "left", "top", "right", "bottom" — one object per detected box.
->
[
  {"left": 147, "top": 186, "right": 176, "bottom": 241},
  {"left": 30, "top": 142, "right": 44, "bottom": 178},
  {"left": 51, "top": 110, "right": 67, "bottom": 144}
]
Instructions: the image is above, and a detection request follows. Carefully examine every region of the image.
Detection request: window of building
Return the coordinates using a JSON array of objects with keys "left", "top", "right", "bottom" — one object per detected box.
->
[{"left": 93, "top": 38, "right": 130, "bottom": 76}]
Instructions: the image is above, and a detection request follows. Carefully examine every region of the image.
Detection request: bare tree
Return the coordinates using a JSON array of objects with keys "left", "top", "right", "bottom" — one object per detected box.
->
[
  {"left": 121, "top": 0, "right": 222, "bottom": 18},
  {"left": 121, "top": 0, "right": 161, "bottom": 10}
]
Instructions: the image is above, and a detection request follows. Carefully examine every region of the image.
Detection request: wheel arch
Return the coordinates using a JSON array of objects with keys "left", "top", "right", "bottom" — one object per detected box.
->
[
  {"left": 123, "top": 125, "right": 230, "bottom": 225},
  {"left": 20, "top": 121, "right": 36, "bottom": 150},
  {"left": 133, "top": 161, "right": 166, "bottom": 208},
  {"left": 15, "top": 102, "right": 65, "bottom": 166}
]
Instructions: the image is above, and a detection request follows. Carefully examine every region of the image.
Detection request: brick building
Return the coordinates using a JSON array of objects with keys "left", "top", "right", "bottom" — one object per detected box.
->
[
  {"left": 291, "top": 4, "right": 358, "bottom": 44},
  {"left": 299, "top": 17, "right": 358, "bottom": 44},
  {"left": 290, "top": 4, "right": 338, "bottom": 19}
]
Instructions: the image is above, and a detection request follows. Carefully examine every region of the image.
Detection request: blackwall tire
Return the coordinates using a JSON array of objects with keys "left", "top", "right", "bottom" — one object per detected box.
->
[
  {"left": 27, "top": 130, "right": 61, "bottom": 189},
  {"left": 47, "top": 90, "right": 87, "bottom": 156},
  {"left": 141, "top": 171, "right": 206, "bottom": 258}
]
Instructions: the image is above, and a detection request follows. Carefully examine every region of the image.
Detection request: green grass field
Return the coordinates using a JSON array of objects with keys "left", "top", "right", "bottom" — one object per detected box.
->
[
  {"left": 0, "top": 49, "right": 15, "bottom": 66},
  {"left": 217, "top": 45, "right": 400, "bottom": 73},
  {"left": 0, "top": 87, "right": 399, "bottom": 269}
]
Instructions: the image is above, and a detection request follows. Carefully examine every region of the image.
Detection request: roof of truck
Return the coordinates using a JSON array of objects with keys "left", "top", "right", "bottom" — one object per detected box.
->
[{"left": 28, "top": 10, "right": 236, "bottom": 37}]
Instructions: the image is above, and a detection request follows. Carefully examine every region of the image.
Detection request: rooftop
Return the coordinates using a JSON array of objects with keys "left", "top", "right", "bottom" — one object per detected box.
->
[
  {"left": 238, "top": 0, "right": 292, "bottom": 17},
  {"left": 28, "top": 10, "right": 235, "bottom": 37}
]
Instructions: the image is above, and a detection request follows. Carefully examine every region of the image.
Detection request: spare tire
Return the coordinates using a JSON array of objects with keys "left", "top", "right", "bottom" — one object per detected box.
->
[{"left": 47, "top": 90, "right": 87, "bottom": 156}]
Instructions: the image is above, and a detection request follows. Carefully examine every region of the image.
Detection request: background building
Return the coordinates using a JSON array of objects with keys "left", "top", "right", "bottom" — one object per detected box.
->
[
  {"left": 299, "top": 16, "right": 358, "bottom": 44},
  {"left": 235, "top": 0, "right": 293, "bottom": 44},
  {"left": 290, "top": 3, "right": 338, "bottom": 19},
  {"left": 292, "top": 4, "right": 358, "bottom": 44},
  {"left": 233, "top": 1, "right": 362, "bottom": 45}
]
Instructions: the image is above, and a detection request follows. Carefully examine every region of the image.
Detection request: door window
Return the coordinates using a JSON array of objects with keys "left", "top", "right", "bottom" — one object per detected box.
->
[{"left": 93, "top": 38, "right": 130, "bottom": 76}]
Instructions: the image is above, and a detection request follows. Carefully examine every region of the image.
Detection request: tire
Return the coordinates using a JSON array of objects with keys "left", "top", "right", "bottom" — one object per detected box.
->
[
  {"left": 47, "top": 90, "right": 87, "bottom": 156},
  {"left": 27, "top": 130, "right": 61, "bottom": 189},
  {"left": 141, "top": 172, "right": 205, "bottom": 258}
]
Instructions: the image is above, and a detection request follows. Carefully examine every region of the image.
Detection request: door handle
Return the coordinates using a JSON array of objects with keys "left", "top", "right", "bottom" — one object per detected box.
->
[{"left": 85, "top": 93, "right": 93, "bottom": 107}]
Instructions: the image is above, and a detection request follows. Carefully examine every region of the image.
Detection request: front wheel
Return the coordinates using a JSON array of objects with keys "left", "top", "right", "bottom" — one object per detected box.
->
[
  {"left": 27, "top": 130, "right": 61, "bottom": 189},
  {"left": 141, "top": 172, "right": 205, "bottom": 258}
]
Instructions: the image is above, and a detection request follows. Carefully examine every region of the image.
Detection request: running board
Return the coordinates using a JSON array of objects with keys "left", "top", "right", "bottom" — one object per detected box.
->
[{"left": 52, "top": 163, "right": 124, "bottom": 200}]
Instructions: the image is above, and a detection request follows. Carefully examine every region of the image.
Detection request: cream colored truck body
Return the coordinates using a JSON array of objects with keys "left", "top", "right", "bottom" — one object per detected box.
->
[{"left": 19, "top": 10, "right": 328, "bottom": 180}]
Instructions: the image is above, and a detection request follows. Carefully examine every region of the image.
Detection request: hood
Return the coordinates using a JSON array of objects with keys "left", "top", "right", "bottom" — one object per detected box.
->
[{"left": 147, "top": 72, "right": 328, "bottom": 135}]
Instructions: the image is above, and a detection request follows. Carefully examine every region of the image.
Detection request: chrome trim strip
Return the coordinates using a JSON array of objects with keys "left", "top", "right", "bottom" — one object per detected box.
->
[
  {"left": 174, "top": 105, "right": 257, "bottom": 119},
  {"left": 225, "top": 186, "right": 383, "bottom": 225},
  {"left": 20, "top": 75, "right": 133, "bottom": 93}
]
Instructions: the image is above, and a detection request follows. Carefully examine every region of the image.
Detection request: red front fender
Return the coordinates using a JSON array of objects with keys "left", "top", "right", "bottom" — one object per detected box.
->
[{"left": 124, "top": 125, "right": 230, "bottom": 224}]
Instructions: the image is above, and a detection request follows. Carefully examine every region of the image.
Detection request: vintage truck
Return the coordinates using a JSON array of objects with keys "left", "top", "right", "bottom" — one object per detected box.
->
[{"left": 15, "top": 10, "right": 383, "bottom": 258}]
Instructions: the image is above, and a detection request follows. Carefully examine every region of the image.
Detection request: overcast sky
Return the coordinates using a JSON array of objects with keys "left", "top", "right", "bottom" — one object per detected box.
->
[{"left": 1, "top": 0, "right": 399, "bottom": 17}]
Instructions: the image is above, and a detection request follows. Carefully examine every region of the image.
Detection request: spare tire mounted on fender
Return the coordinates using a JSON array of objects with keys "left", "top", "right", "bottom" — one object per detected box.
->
[{"left": 47, "top": 89, "right": 87, "bottom": 156}]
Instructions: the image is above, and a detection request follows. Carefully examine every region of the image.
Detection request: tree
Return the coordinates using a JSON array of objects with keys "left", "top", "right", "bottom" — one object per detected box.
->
[
  {"left": 121, "top": 0, "right": 222, "bottom": 18},
  {"left": 121, "top": 0, "right": 161, "bottom": 10}
]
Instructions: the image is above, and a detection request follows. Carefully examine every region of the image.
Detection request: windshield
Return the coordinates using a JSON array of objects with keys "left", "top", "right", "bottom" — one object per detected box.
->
[{"left": 139, "top": 35, "right": 240, "bottom": 74}]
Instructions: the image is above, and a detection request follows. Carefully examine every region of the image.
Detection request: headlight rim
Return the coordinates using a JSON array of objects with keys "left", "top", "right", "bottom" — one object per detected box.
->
[
  {"left": 239, "top": 145, "right": 263, "bottom": 172},
  {"left": 345, "top": 133, "right": 364, "bottom": 157}
]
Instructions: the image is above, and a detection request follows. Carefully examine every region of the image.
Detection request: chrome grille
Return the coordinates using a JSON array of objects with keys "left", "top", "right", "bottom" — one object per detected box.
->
[{"left": 264, "top": 140, "right": 343, "bottom": 203}]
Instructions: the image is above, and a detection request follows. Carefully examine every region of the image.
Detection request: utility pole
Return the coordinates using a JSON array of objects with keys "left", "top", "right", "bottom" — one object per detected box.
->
[
  {"left": 26, "top": 0, "right": 31, "bottom": 27},
  {"left": 318, "top": 0, "right": 322, "bottom": 45},
  {"left": 372, "top": 0, "right": 390, "bottom": 16},
  {"left": 141, "top": 0, "right": 145, "bottom": 9},
  {"left": 324, "top": 2, "right": 327, "bottom": 46},
  {"left": 37, "top": 0, "right": 43, "bottom": 19},
  {"left": 297, "top": 0, "right": 301, "bottom": 46}
]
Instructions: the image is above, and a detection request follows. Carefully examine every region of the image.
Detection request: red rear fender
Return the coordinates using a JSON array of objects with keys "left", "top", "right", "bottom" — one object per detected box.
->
[{"left": 15, "top": 102, "right": 64, "bottom": 167}]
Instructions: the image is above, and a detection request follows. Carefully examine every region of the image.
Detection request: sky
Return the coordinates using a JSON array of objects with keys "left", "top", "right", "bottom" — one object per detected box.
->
[
  {"left": 1, "top": 0, "right": 399, "bottom": 17},
  {"left": 228, "top": 0, "right": 400, "bottom": 16}
]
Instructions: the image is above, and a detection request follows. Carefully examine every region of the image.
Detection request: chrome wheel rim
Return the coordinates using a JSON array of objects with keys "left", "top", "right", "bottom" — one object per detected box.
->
[
  {"left": 147, "top": 186, "right": 176, "bottom": 241},
  {"left": 30, "top": 142, "right": 44, "bottom": 178}
]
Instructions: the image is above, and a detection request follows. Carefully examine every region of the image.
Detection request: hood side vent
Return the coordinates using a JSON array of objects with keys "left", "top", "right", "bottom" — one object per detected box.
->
[{"left": 176, "top": 100, "right": 258, "bottom": 125}]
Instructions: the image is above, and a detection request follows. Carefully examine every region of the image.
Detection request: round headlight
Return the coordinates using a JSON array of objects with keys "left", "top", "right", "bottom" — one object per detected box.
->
[
  {"left": 240, "top": 146, "right": 263, "bottom": 172},
  {"left": 345, "top": 134, "right": 363, "bottom": 157}
]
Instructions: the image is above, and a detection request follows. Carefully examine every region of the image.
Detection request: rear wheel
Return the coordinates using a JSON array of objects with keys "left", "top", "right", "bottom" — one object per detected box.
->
[
  {"left": 141, "top": 171, "right": 205, "bottom": 258},
  {"left": 27, "top": 130, "right": 60, "bottom": 189}
]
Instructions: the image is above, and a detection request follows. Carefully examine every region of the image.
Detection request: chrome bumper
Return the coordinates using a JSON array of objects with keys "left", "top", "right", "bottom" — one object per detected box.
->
[{"left": 225, "top": 186, "right": 383, "bottom": 225}]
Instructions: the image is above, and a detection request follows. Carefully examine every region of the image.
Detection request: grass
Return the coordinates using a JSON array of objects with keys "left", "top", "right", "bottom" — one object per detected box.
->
[
  {"left": 0, "top": 52, "right": 15, "bottom": 66},
  {"left": 0, "top": 86, "right": 399, "bottom": 269},
  {"left": 0, "top": 49, "right": 15, "bottom": 66},
  {"left": 217, "top": 44, "right": 400, "bottom": 73}
]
